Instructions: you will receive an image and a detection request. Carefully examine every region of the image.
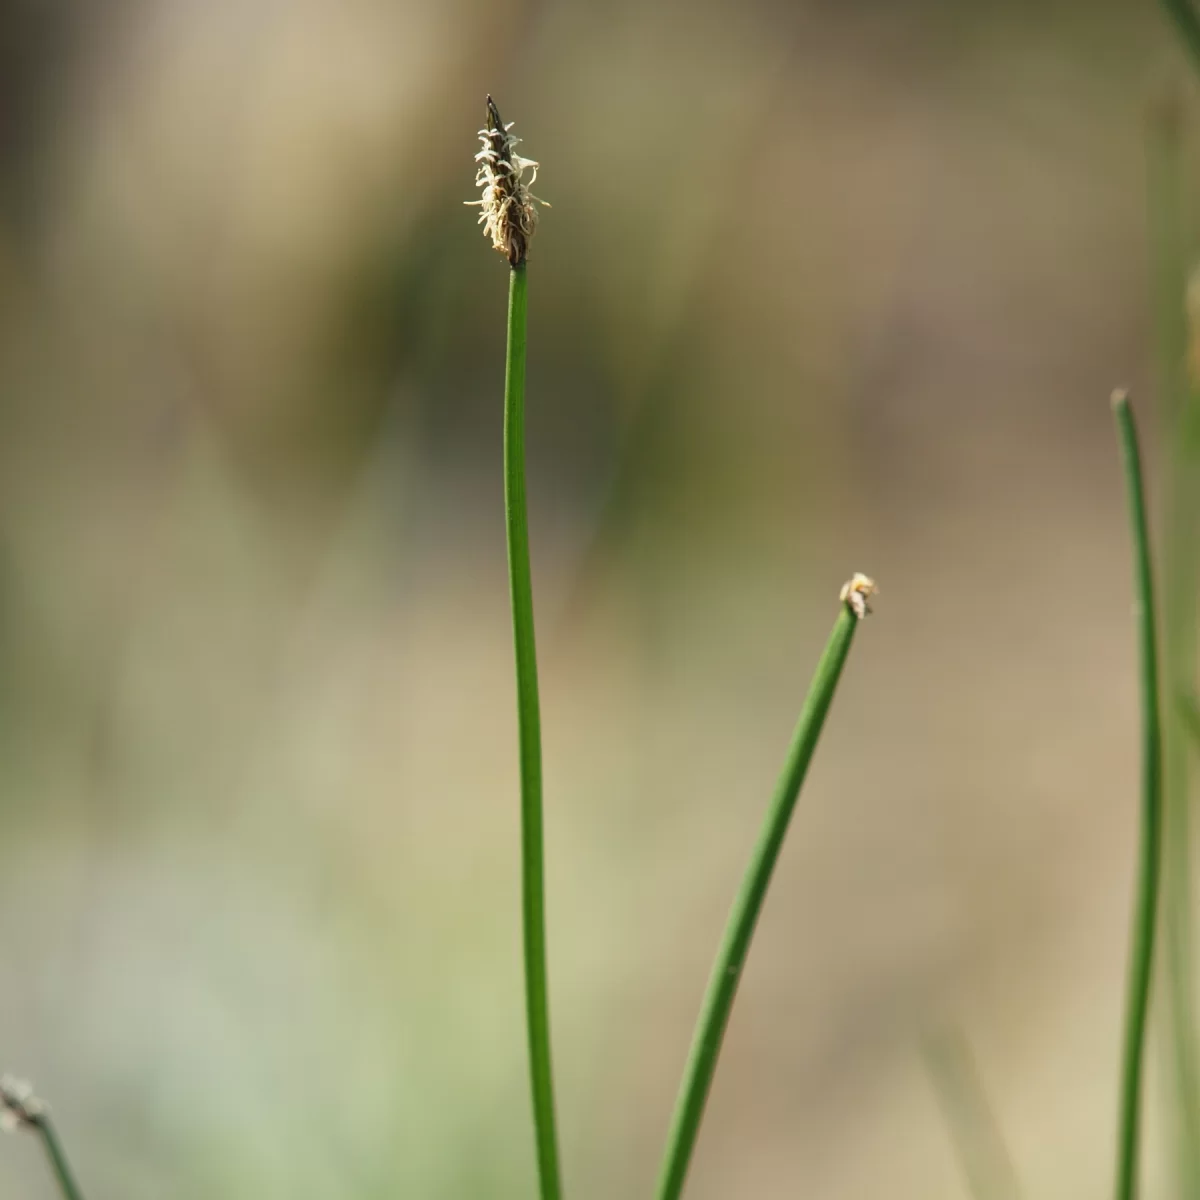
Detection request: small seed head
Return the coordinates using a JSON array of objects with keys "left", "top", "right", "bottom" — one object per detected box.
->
[
  {"left": 0, "top": 1075, "right": 44, "bottom": 1133},
  {"left": 839, "top": 573, "right": 878, "bottom": 620},
  {"left": 465, "top": 95, "right": 547, "bottom": 267}
]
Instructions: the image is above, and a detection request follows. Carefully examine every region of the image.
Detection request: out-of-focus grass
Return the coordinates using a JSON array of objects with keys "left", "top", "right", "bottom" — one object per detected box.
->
[
  {"left": 922, "top": 1028, "right": 1021, "bottom": 1200},
  {"left": 0, "top": 3, "right": 1187, "bottom": 1198},
  {"left": 1146, "top": 80, "right": 1200, "bottom": 1198}
]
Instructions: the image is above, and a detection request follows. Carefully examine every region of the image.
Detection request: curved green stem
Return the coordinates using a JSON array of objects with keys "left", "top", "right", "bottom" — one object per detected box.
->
[
  {"left": 655, "top": 598, "right": 867, "bottom": 1200},
  {"left": 30, "top": 1113, "right": 86, "bottom": 1200},
  {"left": 1111, "top": 391, "right": 1165, "bottom": 1200},
  {"left": 504, "top": 263, "right": 563, "bottom": 1200},
  {"left": 2, "top": 1079, "right": 85, "bottom": 1200}
]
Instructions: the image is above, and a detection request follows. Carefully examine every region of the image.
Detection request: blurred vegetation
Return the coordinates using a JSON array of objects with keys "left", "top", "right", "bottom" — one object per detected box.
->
[{"left": 0, "top": 1, "right": 1195, "bottom": 1197}]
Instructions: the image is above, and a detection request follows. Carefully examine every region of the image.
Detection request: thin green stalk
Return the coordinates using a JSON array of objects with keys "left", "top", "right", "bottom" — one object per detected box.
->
[
  {"left": 655, "top": 579, "right": 874, "bottom": 1200},
  {"left": 1111, "top": 391, "right": 1166, "bottom": 1200},
  {"left": 30, "top": 1112, "right": 86, "bottom": 1200},
  {"left": 1160, "top": 0, "right": 1200, "bottom": 76},
  {"left": 504, "top": 262, "right": 563, "bottom": 1200},
  {"left": 1, "top": 1078, "right": 85, "bottom": 1200}
]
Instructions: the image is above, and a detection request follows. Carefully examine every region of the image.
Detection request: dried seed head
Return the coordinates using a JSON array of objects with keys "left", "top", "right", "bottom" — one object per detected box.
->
[
  {"left": 0, "top": 1075, "right": 44, "bottom": 1133},
  {"left": 465, "top": 95, "right": 547, "bottom": 267},
  {"left": 839, "top": 573, "right": 878, "bottom": 620}
]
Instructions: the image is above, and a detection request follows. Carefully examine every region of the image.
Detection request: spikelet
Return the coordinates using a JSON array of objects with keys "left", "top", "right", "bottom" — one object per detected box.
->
[
  {"left": 0, "top": 1075, "right": 44, "bottom": 1133},
  {"left": 839, "top": 573, "right": 878, "bottom": 620},
  {"left": 465, "top": 96, "right": 548, "bottom": 267}
]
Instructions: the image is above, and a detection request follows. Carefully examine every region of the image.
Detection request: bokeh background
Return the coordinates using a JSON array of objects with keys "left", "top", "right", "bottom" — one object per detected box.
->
[{"left": 0, "top": 0, "right": 1193, "bottom": 1196}]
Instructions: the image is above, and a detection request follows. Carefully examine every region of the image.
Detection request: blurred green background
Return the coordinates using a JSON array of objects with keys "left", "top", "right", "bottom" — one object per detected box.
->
[{"left": 0, "top": 0, "right": 1188, "bottom": 1196}]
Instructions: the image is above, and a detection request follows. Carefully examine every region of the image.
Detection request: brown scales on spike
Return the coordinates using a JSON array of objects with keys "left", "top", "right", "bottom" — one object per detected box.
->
[{"left": 465, "top": 95, "right": 548, "bottom": 267}]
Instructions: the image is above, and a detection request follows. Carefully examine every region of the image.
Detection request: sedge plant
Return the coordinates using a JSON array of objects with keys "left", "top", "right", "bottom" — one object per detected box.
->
[
  {"left": 465, "top": 97, "right": 879, "bottom": 1198},
  {"left": 654, "top": 574, "right": 878, "bottom": 1200},
  {"left": 466, "top": 96, "right": 561, "bottom": 1199},
  {"left": 1, "top": 1075, "right": 85, "bottom": 1200},
  {"left": 0, "top": 91, "right": 1175, "bottom": 1200}
]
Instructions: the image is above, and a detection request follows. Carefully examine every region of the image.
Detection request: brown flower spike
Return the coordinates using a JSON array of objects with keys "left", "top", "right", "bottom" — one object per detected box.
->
[{"left": 466, "top": 96, "right": 547, "bottom": 267}]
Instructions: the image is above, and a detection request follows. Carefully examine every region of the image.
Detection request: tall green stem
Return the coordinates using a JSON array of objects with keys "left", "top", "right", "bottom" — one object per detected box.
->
[
  {"left": 1, "top": 1078, "right": 85, "bottom": 1200},
  {"left": 31, "top": 1112, "right": 86, "bottom": 1200},
  {"left": 655, "top": 594, "right": 869, "bottom": 1200},
  {"left": 1111, "top": 391, "right": 1166, "bottom": 1200},
  {"left": 504, "top": 263, "right": 563, "bottom": 1200}
]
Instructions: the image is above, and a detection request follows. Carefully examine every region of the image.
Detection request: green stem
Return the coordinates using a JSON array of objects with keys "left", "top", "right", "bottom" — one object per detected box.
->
[
  {"left": 30, "top": 1113, "right": 86, "bottom": 1200},
  {"left": 655, "top": 597, "right": 867, "bottom": 1200},
  {"left": 504, "top": 263, "right": 563, "bottom": 1200},
  {"left": 1111, "top": 391, "right": 1166, "bottom": 1200},
  {"left": 1160, "top": 0, "right": 1200, "bottom": 75}
]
